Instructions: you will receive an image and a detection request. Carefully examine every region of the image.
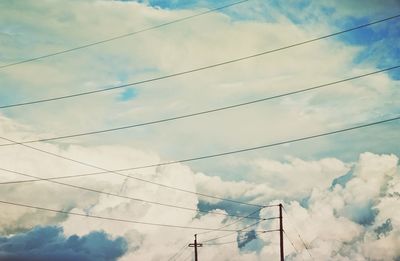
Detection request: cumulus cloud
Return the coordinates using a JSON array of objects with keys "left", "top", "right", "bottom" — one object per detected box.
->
[
  {"left": 0, "top": 226, "right": 127, "bottom": 261},
  {"left": 0, "top": 109, "right": 399, "bottom": 260},
  {"left": 0, "top": 0, "right": 399, "bottom": 260},
  {"left": 276, "top": 153, "right": 400, "bottom": 260}
]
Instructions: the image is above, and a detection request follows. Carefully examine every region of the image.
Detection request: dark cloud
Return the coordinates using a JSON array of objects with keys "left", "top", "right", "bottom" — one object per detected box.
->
[{"left": 0, "top": 226, "right": 127, "bottom": 261}]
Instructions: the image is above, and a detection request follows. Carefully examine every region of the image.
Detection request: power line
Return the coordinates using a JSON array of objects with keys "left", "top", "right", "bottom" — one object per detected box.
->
[
  {"left": 0, "top": 199, "right": 271, "bottom": 232},
  {"left": 201, "top": 219, "right": 278, "bottom": 243},
  {"left": 176, "top": 248, "right": 192, "bottom": 261},
  {"left": 203, "top": 229, "right": 279, "bottom": 246},
  {"left": 0, "top": 0, "right": 250, "bottom": 70},
  {"left": 0, "top": 166, "right": 263, "bottom": 220},
  {"left": 283, "top": 230, "right": 305, "bottom": 261},
  {"left": 203, "top": 240, "right": 238, "bottom": 246},
  {"left": 282, "top": 206, "right": 314, "bottom": 260},
  {"left": 196, "top": 206, "right": 266, "bottom": 236},
  {"left": 202, "top": 221, "right": 264, "bottom": 243},
  {"left": 0, "top": 135, "right": 266, "bottom": 208},
  {"left": 180, "top": 250, "right": 193, "bottom": 261},
  {"left": 168, "top": 244, "right": 190, "bottom": 261},
  {"left": 198, "top": 206, "right": 278, "bottom": 249},
  {"left": 0, "top": 116, "right": 398, "bottom": 203},
  {"left": 1, "top": 14, "right": 399, "bottom": 109},
  {"left": 168, "top": 207, "right": 270, "bottom": 260},
  {"left": 103, "top": 116, "right": 398, "bottom": 170},
  {"left": 1, "top": 65, "right": 398, "bottom": 146}
]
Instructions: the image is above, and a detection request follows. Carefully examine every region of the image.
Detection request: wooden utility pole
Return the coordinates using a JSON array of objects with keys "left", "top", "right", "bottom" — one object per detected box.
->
[
  {"left": 279, "top": 203, "right": 284, "bottom": 261},
  {"left": 188, "top": 234, "right": 202, "bottom": 261}
]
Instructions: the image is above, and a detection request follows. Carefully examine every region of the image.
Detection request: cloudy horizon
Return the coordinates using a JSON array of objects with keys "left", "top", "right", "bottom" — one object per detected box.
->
[{"left": 0, "top": 0, "right": 399, "bottom": 260}]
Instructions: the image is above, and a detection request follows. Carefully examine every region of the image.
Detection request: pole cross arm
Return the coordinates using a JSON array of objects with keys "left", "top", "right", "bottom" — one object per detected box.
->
[{"left": 188, "top": 243, "right": 203, "bottom": 247}]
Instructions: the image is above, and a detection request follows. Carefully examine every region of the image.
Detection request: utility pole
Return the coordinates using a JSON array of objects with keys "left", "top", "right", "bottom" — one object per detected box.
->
[
  {"left": 279, "top": 203, "right": 284, "bottom": 261},
  {"left": 188, "top": 234, "right": 202, "bottom": 261}
]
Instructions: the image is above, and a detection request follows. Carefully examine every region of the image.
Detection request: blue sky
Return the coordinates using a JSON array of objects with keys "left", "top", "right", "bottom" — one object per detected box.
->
[{"left": 0, "top": 0, "right": 399, "bottom": 260}]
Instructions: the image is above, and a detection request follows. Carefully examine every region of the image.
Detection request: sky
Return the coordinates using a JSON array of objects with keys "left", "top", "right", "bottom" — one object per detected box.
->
[{"left": 0, "top": 0, "right": 399, "bottom": 260}]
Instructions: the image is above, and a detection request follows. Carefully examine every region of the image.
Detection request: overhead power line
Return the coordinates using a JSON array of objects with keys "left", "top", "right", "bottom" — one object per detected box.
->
[
  {"left": 203, "top": 240, "right": 239, "bottom": 246},
  {"left": 169, "top": 206, "right": 269, "bottom": 260},
  {"left": 283, "top": 206, "right": 314, "bottom": 260},
  {"left": 201, "top": 219, "right": 278, "bottom": 243},
  {"left": 0, "top": 199, "right": 270, "bottom": 232},
  {"left": 168, "top": 215, "right": 272, "bottom": 260},
  {"left": 1, "top": 14, "right": 399, "bottom": 109},
  {"left": 98, "top": 116, "right": 399, "bottom": 170},
  {"left": 168, "top": 244, "right": 190, "bottom": 261},
  {"left": 283, "top": 230, "right": 304, "bottom": 260},
  {"left": 0, "top": 0, "right": 250, "bottom": 70},
  {"left": 0, "top": 134, "right": 266, "bottom": 208},
  {"left": 203, "top": 229, "right": 280, "bottom": 246},
  {"left": 0, "top": 166, "right": 264, "bottom": 220},
  {"left": 197, "top": 206, "right": 266, "bottom": 236},
  {"left": 0, "top": 116, "right": 398, "bottom": 201},
  {"left": 0, "top": 65, "right": 398, "bottom": 146},
  {"left": 169, "top": 213, "right": 277, "bottom": 259},
  {"left": 181, "top": 251, "right": 194, "bottom": 261},
  {"left": 198, "top": 206, "right": 278, "bottom": 251}
]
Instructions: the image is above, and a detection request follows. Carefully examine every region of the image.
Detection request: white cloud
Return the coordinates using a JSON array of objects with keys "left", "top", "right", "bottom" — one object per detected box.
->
[
  {"left": 0, "top": 110, "right": 399, "bottom": 259},
  {"left": 1, "top": 0, "right": 397, "bottom": 165},
  {"left": 0, "top": 0, "right": 399, "bottom": 260}
]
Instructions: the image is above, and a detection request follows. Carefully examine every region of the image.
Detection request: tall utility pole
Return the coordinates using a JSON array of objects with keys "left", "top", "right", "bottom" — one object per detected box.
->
[
  {"left": 279, "top": 203, "right": 284, "bottom": 261},
  {"left": 188, "top": 234, "right": 202, "bottom": 261}
]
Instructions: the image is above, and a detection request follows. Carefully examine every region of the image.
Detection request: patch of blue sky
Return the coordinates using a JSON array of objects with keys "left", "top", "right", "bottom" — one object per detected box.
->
[
  {"left": 239, "top": 230, "right": 256, "bottom": 244},
  {"left": 342, "top": 201, "right": 378, "bottom": 226},
  {"left": 135, "top": 0, "right": 210, "bottom": 10},
  {"left": 119, "top": 88, "right": 138, "bottom": 101},
  {"left": 279, "top": 0, "right": 310, "bottom": 22},
  {"left": 197, "top": 200, "right": 261, "bottom": 219},
  {"left": 222, "top": 3, "right": 277, "bottom": 23},
  {"left": 330, "top": 167, "right": 354, "bottom": 189},
  {"left": 336, "top": 15, "right": 397, "bottom": 46},
  {"left": 133, "top": 0, "right": 277, "bottom": 22},
  {"left": 114, "top": 69, "right": 162, "bottom": 101},
  {"left": 387, "top": 65, "right": 400, "bottom": 80},
  {"left": 375, "top": 47, "right": 400, "bottom": 80},
  {"left": 375, "top": 219, "right": 393, "bottom": 238},
  {"left": 238, "top": 230, "right": 263, "bottom": 252},
  {"left": 335, "top": 16, "right": 400, "bottom": 79},
  {"left": 339, "top": 26, "right": 385, "bottom": 46},
  {"left": 299, "top": 196, "right": 310, "bottom": 209},
  {"left": 351, "top": 43, "right": 400, "bottom": 80},
  {"left": 335, "top": 15, "right": 370, "bottom": 29},
  {"left": 252, "top": 0, "right": 325, "bottom": 25},
  {"left": 320, "top": 5, "right": 335, "bottom": 17}
]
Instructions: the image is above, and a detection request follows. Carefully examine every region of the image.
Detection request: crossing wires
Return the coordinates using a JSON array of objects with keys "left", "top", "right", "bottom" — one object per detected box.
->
[
  {"left": 0, "top": 199, "right": 269, "bottom": 232},
  {"left": 283, "top": 206, "right": 314, "bottom": 260},
  {"left": 0, "top": 116, "right": 398, "bottom": 204},
  {"left": 0, "top": 166, "right": 265, "bottom": 220}
]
